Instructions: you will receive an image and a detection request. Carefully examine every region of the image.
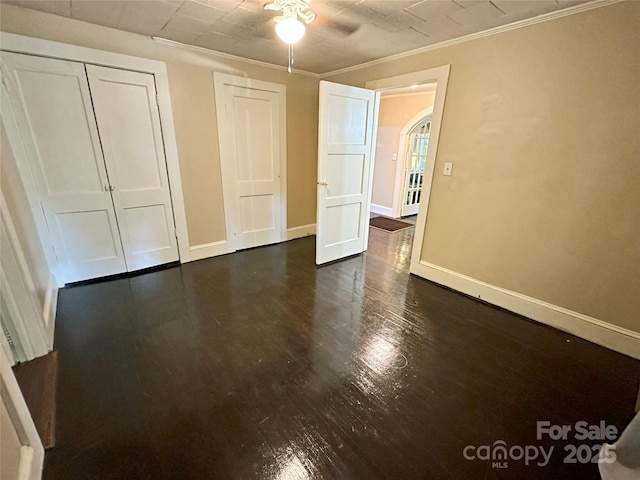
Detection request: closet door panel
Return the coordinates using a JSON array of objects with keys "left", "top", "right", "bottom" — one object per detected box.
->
[
  {"left": 1, "top": 52, "right": 127, "bottom": 283},
  {"left": 86, "top": 65, "right": 179, "bottom": 271}
]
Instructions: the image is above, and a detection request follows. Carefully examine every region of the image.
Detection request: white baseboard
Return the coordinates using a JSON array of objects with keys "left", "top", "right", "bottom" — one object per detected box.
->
[
  {"left": 188, "top": 240, "right": 234, "bottom": 262},
  {"left": 286, "top": 224, "right": 316, "bottom": 240},
  {"left": 42, "top": 273, "right": 58, "bottom": 350},
  {"left": 413, "top": 260, "right": 640, "bottom": 360},
  {"left": 187, "top": 226, "right": 315, "bottom": 262},
  {"left": 370, "top": 204, "right": 393, "bottom": 217}
]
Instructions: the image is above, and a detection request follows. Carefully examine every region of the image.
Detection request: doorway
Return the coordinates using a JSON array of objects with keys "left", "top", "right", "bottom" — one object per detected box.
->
[
  {"left": 365, "top": 65, "right": 451, "bottom": 269},
  {"left": 369, "top": 84, "right": 436, "bottom": 221},
  {"left": 314, "top": 66, "right": 450, "bottom": 267}
]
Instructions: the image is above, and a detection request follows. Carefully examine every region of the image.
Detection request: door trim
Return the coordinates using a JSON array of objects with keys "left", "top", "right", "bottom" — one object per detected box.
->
[
  {"left": 0, "top": 32, "right": 191, "bottom": 272},
  {"left": 213, "top": 73, "right": 287, "bottom": 252},
  {"left": 1, "top": 192, "right": 50, "bottom": 359},
  {"left": 365, "top": 65, "right": 451, "bottom": 274},
  {"left": 1, "top": 347, "right": 44, "bottom": 480}
]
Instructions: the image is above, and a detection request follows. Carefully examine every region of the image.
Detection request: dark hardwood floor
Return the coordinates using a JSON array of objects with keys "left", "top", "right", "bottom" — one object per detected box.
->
[
  {"left": 45, "top": 227, "right": 639, "bottom": 479},
  {"left": 13, "top": 350, "right": 58, "bottom": 448}
]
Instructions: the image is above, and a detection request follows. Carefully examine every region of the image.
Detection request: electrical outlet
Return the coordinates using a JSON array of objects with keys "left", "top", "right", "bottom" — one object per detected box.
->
[{"left": 443, "top": 162, "right": 453, "bottom": 176}]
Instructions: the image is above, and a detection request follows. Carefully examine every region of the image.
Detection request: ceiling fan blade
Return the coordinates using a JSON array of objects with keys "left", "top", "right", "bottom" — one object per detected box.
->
[
  {"left": 298, "top": 10, "right": 316, "bottom": 24},
  {"left": 314, "top": 15, "right": 360, "bottom": 36},
  {"left": 253, "top": 24, "right": 279, "bottom": 41}
]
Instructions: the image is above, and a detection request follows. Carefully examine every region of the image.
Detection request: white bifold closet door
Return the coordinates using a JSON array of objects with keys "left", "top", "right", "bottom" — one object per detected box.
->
[
  {"left": 1, "top": 53, "right": 178, "bottom": 283},
  {"left": 86, "top": 65, "right": 178, "bottom": 272},
  {"left": 1, "top": 53, "right": 127, "bottom": 282}
]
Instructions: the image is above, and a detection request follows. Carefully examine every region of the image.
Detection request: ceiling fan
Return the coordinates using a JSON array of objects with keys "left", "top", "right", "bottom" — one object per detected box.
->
[
  {"left": 262, "top": 0, "right": 359, "bottom": 72},
  {"left": 263, "top": 0, "right": 316, "bottom": 44},
  {"left": 262, "top": 0, "right": 315, "bottom": 72}
]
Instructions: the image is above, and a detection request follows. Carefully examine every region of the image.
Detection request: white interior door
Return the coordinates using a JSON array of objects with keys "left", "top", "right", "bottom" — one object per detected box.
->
[
  {"left": 86, "top": 65, "right": 179, "bottom": 271},
  {"left": 214, "top": 74, "right": 286, "bottom": 251},
  {"left": 1, "top": 53, "right": 127, "bottom": 283},
  {"left": 316, "top": 81, "right": 377, "bottom": 265}
]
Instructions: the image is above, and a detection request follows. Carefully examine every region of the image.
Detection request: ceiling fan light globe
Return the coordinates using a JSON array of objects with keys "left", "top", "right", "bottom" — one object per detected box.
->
[{"left": 275, "top": 17, "right": 305, "bottom": 44}]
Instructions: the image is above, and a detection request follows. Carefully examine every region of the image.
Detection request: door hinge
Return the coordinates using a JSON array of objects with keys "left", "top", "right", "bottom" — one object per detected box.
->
[{"left": 155, "top": 94, "right": 160, "bottom": 106}]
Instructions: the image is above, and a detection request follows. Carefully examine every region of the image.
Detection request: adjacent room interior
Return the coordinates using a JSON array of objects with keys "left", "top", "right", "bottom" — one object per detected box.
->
[{"left": 1, "top": 1, "right": 639, "bottom": 479}]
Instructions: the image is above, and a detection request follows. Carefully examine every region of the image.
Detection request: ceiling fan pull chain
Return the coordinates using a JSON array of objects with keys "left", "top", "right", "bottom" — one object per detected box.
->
[{"left": 288, "top": 43, "right": 293, "bottom": 73}]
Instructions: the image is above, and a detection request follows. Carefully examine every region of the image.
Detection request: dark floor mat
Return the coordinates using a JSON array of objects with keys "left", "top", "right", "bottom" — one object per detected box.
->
[{"left": 369, "top": 216, "right": 413, "bottom": 232}]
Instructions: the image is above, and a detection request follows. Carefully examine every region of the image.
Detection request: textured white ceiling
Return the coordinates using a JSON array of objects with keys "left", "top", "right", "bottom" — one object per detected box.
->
[{"left": 3, "top": 0, "right": 592, "bottom": 74}]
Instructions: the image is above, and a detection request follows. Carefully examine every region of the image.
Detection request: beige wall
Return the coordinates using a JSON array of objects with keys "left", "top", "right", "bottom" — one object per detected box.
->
[
  {"left": 1, "top": 122, "right": 50, "bottom": 307},
  {"left": 327, "top": 2, "right": 640, "bottom": 334},
  {"left": 0, "top": 4, "right": 319, "bottom": 247},
  {"left": 373, "top": 92, "right": 435, "bottom": 209}
]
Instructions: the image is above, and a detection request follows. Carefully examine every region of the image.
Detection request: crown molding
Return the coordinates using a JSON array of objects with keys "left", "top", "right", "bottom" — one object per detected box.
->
[
  {"left": 319, "top": 0, "right": 622, "bottom": 78},
  {"left": 151, "top": 37, "right": 320, "bottom": 78}
]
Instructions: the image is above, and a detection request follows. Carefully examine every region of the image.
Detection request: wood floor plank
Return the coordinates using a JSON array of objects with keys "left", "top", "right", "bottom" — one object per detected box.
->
[
  {"left": 13, "top": 350, "right": 57, "bottom": 448},
  {"left": 44, "top": 228, "right": 640, "bottom": 479}
]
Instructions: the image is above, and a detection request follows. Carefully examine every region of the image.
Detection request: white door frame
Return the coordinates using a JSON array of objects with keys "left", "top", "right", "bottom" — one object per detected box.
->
[
  {"left": 365, "top": 65, "right": 451, "bottom": 271},
  {"left": 393, "top": 107, "right": 433, "bottom": 218},
  {"left": 1, "top": 191, "right": 51, "bottom": 360},
  {"left": 1, "top": 347, "right": 44, "bottom": 480},
  {"left": 0, "top": 32, "right": 191, "bottom": 282},
  {"left": 213, "top": 73, "right": 287, "bottom": 252}
]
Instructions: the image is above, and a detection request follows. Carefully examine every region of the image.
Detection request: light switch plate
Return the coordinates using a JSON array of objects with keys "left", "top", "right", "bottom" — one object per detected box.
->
[
  {"left": 392, "top": 153, "right": 397, "bottom": 161},
  {"left": 443, "top": 162, "right": 453, "bottom": 176}
]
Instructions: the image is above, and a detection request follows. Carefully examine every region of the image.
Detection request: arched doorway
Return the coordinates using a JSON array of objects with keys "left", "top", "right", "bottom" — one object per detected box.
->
[{"left": 400, "top": 116, "right": 432, "bottom": 217}]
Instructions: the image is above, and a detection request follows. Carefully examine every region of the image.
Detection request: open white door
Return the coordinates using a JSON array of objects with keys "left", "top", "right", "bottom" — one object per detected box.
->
[
  {"left": 86, "top": 65, "right": 179, "bottom": 271},
  {"left": 316, "top": 81, "right": 377, "bottom": 265}
]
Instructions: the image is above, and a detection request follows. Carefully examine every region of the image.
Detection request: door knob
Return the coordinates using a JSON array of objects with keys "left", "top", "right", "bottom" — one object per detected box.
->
[{"left": 317, "top": 181, "right": 328, "bottom": 186}]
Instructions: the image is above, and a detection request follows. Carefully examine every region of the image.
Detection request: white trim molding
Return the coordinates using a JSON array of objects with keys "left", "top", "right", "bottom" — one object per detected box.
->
[
  {"left": 187, "top": 225, "right": 316, "bottom": 262},
  {"left": 370, "top": 204, "right": 393, "bottom": 218},
  {"left": 286, "top": 224, "right": 316, "bottom": 241},
  {"left": 1, "top": 347, "right": 44, "bottom": 480},
  {"left": 42, "top": 273, "right": 57, "bottom": 347},
  {"left": 152, "top": 37, "right": 319, "bottom": 78},
  {"left": 0, "top": 192, "right": 50, "bottom": 359},
  {"left": 188, "top": 240, "right": 234, "bottom": 262},
  {"left": 412, "top": 260, "right": 640, "bottom": 360},
  {"left": 321, "top": 0, "right": 622, "bottom": 78}
]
